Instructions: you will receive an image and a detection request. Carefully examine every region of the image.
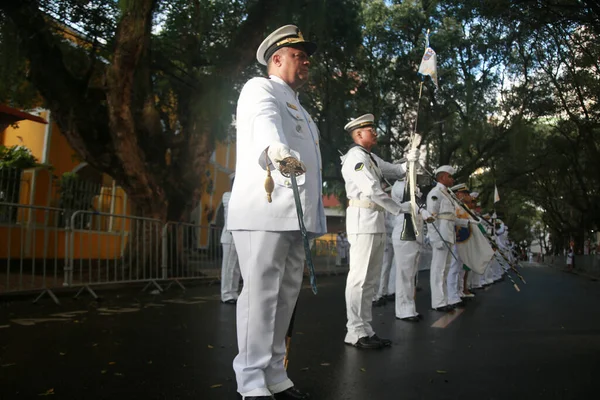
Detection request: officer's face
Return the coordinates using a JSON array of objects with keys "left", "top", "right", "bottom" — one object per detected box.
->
[
  {"left": 438, "top": 172, "right": 454, "bottom": 187},
  {"left": 356, "top": 127, "right": 377, "bottom": 148},
  {"left": 277, "top": 47, "right": 310, "bottom": 89}
]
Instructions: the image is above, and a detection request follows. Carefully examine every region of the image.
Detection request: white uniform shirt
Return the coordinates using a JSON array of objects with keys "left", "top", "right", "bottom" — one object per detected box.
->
[
  {"left": 227, "top": 75, "right": 327, "bottom": 236},
  {"left": 341, "top": 145, "right": 406, "bottom": 234},
  {"left": 426, "top": 182, "right": 456, "bottom": 244}
]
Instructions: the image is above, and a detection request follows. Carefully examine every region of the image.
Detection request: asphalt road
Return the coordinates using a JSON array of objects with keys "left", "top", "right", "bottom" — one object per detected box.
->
[{"left": 1, "top": 264, "right": 598, "bottom": 399}]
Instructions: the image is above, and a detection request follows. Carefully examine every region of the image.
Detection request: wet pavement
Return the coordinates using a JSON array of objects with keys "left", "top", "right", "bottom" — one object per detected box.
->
[{"left": 1, "top": 264, "right": 599, "bottom": 399}]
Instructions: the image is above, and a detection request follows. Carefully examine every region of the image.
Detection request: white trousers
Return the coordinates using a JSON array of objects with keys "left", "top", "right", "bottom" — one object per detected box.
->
[
  {"left": 374, "top": 235, "right": 394, "bottom": 300},
  {"left": 394, "top": 239, "right": 420, "bottom": 318},
  {"left": 483, "top": 257, "right": 495, "bottom": 284},
  {"left": 468, "top": 270, "right": 483, "bottom": 289},
  {"left": 232, "top": 231, "right": 304, "bottom": 397},
  {"left": 221, "top": 242, "right": 241, "bottom": 302},
  {"left": 430, "top": 243, "right": 451, "bottom": 309},
  {"left": 492, "top": 257, "right": 504, "bottom": 280},
  {"left": 345, "top": 233, "right": 385, "bottom": 344},
  {"left": 447, "top": 245, "right": 463, "bottom": 305}
]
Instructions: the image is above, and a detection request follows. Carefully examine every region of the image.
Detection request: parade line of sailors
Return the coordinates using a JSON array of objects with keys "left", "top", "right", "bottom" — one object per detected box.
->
[{"left": 219, "top": 24, "right": 519, "bottom": 399}]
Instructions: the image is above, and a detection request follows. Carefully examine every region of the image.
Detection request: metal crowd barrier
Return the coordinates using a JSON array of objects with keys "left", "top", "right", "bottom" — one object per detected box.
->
[
  {"left": 0, "top": 202, "right": 67, "bottom": 303},
  {"left": 65, "top": 210, "right": 163, "bottom": 300},
  {"left": 1, "top": 203, "right": 353, "bottom": 304},
  {"left": 161, "top": 222, "right": 223, "bottom": 290}
]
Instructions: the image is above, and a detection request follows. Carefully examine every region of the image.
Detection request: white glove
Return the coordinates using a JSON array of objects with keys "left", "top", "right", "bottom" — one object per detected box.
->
[
  {"left": 267, "top": 142, "right": 293, "bottom": 163},
  {"left": 399, "top": 201, "right": 411, "bottom": 213},
  {"left": 406, "top": 148, "right": 420, "bottom": 163},
  {"left": 267, "top": 142, "right": 306, "bottom": 171},
  {"left": 420, "top": 209, "right": 435, "bottom": 223}
]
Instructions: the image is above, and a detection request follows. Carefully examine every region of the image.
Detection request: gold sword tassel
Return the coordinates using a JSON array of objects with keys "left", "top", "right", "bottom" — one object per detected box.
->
[{"left": 265, "top": 151, "right": 274, "bottom": 203}]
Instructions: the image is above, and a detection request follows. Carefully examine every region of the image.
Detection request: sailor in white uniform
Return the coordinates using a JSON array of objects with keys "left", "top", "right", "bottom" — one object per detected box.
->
[
  {"left": 220, "top": 178, "right": 241, "bottom": 304},
  {"left": 340, "top": 113, "right": 418, "bottom": 349},
  {"left": 426, "top": 166, "right": 471, "bottom": 312},
  {"left": 391, "top": 181, "right": 433, "bottom": 322},
  {"left": 227, "top": 25, "right": 326, "bottom": 400}
]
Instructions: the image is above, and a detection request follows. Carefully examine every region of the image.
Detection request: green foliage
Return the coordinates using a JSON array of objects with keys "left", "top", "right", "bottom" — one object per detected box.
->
[{"left": 0, "top": 144, "right": 39, "bottom": 169}]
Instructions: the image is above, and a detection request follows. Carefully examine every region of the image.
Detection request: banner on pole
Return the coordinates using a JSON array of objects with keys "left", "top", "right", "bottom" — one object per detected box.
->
[{"left": 494, "top": 185, "right": 500, "bottom": 203}]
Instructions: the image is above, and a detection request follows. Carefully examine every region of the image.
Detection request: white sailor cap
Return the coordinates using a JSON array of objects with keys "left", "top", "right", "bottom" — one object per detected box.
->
[
  {"left": 450, "top": 183, "right": 469, "bottom": 192},
  {"left": 256, "top": 25, "right": 317, "bottom": 66},
  {"left": 434, "top": 165, "right": 455, "bottom": 176},
  {"left": 344, "top": 114, "right": 375, "bottom": 132},
  {"left": 470, "top": 191, "right": 479, "bottom": 199}
]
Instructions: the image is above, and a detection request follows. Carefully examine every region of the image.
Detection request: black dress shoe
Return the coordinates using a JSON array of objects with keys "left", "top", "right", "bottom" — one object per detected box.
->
[
  {"left": 221, "top": 299, "right": 237, "bottom": 305},
  {"left": 372, "top": 298, "right": 387, "bottom": 307},
  {"left": 346, "top": 336, "right": 382, "bottom": 349},
  {"left": 417, "top": 313, "right": 423, "bottom": 319},
  {"left": 384, "top": 294, "right": 396, "bottom": 301},
  {"left": 370, "top": 334, "right": 392, "bottom": 347},
  {"left": 274, "top": 386, "right": 310, "bottom": 399},
  {"left": 453, "top": 301, "right": 466, "bottom": 308},
  {"left": 397, "top": 315, "right": 420, "bottom": 322},
  {"left": 432, "top": 305, "right": 454, "bottom": 312}
]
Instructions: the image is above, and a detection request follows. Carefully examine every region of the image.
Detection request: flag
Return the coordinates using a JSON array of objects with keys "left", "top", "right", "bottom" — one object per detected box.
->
[
  {"left": 456, "top": 224, "right": 495, "bottom": 275},
  {"left": 494, "top": 184, "right": 500, "bottom": 203},
  {"left": 417, "top": 31, "right": 438, "bottom": 88}
]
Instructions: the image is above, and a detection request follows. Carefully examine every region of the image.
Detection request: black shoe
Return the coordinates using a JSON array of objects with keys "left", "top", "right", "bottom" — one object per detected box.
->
[
  {"left": 372, "top": 298, "right": 387, "bottom": 307},
  {"left": 397, "top": 315, "right": 420, "bottom": 322},
  {"left": 274, "top": 387, "right": 310, "bottom": 399},
  {"left": 432, "top": 305, "right": 454, "bottom": 312},
  {"left": 370, "top": 334, "right": 392, "bottom": 347},
  {"left": 221, "top": 299, "right": 237, "bottom": 305},
  {"left": 453, "top": 301, "right": 466, "bottom": 308},
  {"left": 346, "top": 336, "right": 382, "bottom": 349},
  {"left": 417, "top": 313, "right": 423, "bottom": 320},
  {"left": 384, "top": 294, "right": 395, "bottom": 301}
]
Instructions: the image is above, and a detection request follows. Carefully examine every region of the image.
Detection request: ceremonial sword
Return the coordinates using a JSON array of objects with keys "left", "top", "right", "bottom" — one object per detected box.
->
[{"left": 278, "top": 158, "right": 318, "bottom": 370}]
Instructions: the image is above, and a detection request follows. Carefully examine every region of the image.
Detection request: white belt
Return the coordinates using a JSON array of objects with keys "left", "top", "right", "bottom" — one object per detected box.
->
[
  {"left": 349, "top": 199, "right": 384, "bottom": 212},
  {"left": 436, "top": 213, "right": 456, "bottom": 221}
]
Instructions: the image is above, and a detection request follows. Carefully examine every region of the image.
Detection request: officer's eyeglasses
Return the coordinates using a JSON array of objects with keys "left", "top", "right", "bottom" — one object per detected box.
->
[{"left": 363, "top": 128, "right": 377, "bottom": 137}]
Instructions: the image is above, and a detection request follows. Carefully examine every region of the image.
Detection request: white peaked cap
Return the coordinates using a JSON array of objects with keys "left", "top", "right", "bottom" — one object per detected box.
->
[
  {"left": 256, "top": 25, "right": 317, "bottom": 66},
  {"left": 344, "top": 114, "right": 375, "bottom": 132}
]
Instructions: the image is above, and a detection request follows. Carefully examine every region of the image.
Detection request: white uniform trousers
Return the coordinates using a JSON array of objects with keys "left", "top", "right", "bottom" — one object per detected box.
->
[
  {"left": 374, "top": 235, "right": 394, "bottom": 300},
  {"left": 447, "top": 245, "right": 463, "bottom": 305},
  {"left": 221, "top": 242, "right": 241, "bottom": 302},
  {"left": 232, "top": 231, "right": 304, "bottom": 397},
  {"left": 430, "top": 244, "right": 451, "bottom": 309},
  {"left": 483, "top": 257, "right": 495, "bottom": 284},
  {"left": 458, "top": 268, "right": 467, "bottom": 296},
  {"left": 345, "top": 233, "right": 385, "bottom": 344},
  {"left": 468, "top": 270, "right": 483, "bottom": 289},
  {"left": 492, "top": 257, "right": 504, "bottom": 280},
  {"left": 394, "top": 239, "right": 420, "bottom": 319}
]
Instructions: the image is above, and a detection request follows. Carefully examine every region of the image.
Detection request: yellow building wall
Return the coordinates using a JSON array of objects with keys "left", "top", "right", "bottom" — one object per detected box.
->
[
  {"left": 1, "top": 111, "right": 48, "bottom": 161},
  {"left": 195, "top": 140, "right": 235, "bottom": 248}
]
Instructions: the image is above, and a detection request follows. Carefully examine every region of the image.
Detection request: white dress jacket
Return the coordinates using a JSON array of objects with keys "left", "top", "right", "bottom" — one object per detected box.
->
[{"left": 228, "top": 75, "right": 326, "bottom": 237}]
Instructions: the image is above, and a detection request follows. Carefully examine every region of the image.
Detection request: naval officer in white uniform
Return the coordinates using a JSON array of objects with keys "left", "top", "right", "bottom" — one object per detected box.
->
[
  {"left": 227, "top": 25, "right": 326, "bottom": 400},
  {"left": 340, "top": 114, "right": 418, "bottom": 349}
]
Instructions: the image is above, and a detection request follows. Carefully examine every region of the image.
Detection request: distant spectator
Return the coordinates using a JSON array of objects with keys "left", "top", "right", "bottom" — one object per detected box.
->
[{"left": 566, "top": 247, "right": 574, "bottom": 272}]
